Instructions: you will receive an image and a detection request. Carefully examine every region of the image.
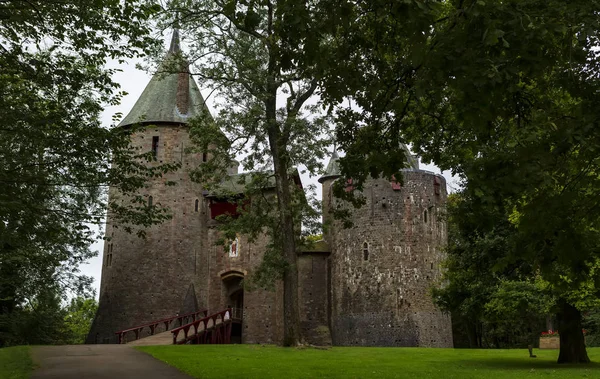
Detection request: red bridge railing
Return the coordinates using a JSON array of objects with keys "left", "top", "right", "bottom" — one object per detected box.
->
[
  {"left": 115, "top": 309, "right": 208, "bottom": 344},
  {"left": 171, "top": 308, "right": 233, "bottom": 345}
]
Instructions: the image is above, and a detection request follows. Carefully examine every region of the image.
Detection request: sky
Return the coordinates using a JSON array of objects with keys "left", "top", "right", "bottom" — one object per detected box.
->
[{"left": 79, "top": 33, "right": 460, "bottom": 298}]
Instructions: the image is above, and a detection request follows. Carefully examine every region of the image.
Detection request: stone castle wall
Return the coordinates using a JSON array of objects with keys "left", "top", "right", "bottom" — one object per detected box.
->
[
  {"left": 89, "top": 121, "right": 285, "bottom": 344},
  {"left": 88, "top": 124, "right": 206, "bottom": 343},
  {"left": 327, "top": 170, "right": 453, "bottom": 347},
  {"left": 89, "top": 124, "right": 452, "bottom": 347},
  {"left": 205, "top": 226, "right": 283, "bottom": 344},
  {"left": 298, "top": 253, "right": 331, "bottom": 345}
]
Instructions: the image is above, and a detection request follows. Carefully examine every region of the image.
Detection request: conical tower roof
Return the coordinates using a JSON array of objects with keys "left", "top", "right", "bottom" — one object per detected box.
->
[
  {"left": 318, "top": 144, "right": 419, "bottom": 184},
  {"left": 118, "top": 30, "right": 210, "bottom": 127},
  {"left": 318, "top": 150, "right": 341, "bottom": 183},
  {"left": 401, "top": 144, "right": 420, "bottom": 170}
]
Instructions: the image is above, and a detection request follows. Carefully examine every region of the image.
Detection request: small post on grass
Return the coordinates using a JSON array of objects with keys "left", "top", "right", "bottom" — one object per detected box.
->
[{"left": 528, "top": 345, "right": 537, "bottom": 358}]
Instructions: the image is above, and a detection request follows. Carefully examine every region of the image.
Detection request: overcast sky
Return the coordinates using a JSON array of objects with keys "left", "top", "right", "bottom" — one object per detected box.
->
[{"left": 80, "top": 33, "right": 460, "bottom": 298}]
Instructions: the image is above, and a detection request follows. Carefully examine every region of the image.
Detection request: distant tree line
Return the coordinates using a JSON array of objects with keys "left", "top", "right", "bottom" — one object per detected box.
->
[{"left": 0, "top": 295, "right": 97, "bottom": 347}]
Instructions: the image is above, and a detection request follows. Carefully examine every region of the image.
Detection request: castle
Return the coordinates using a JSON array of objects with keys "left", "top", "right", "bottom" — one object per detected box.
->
[{"left": 87, "top": 31, "right": 453, "bottom": 347}]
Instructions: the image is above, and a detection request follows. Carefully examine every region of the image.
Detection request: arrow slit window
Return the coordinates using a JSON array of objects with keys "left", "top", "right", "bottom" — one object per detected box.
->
[{"left": 152, "top": 136, "right": 159, "bottom": 158}]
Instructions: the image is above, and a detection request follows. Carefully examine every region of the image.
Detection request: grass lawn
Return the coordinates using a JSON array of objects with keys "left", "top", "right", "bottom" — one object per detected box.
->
[
  {"left": 138, "top": 345, "right": 600, "bottom": 379},
  {"left": 0, "top": 346, "right": 33, "bottom": 379}
]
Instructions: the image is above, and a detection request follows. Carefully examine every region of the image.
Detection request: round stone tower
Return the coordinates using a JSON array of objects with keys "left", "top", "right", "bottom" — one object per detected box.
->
[
  {"left": 87, "top": 30, "right": 212, "bottom": 343},
  {"left": 322, "top": 152, "right": 453, "bottom": 347}
]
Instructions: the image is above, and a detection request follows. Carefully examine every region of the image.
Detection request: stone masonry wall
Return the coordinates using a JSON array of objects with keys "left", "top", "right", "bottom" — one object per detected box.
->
[
  {"left": 298, "top": 254, "right": 331, "bottom": 345},
  {"left": 88, "top": 124, "right": 206, "bottom": 343},
  {"left": 205, "top": 224, "right": 283, "bottom": 344},
  {"left": 88, "top": 125, "right": 452, "bottom": 347},
  {"left": 328, "top": 170, "right": 453, "bottom": 347}
]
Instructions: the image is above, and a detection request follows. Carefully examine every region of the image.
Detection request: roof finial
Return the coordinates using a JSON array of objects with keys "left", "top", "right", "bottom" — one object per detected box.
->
[
  {"left": 331, "top": 139, "right": 339, "bottom": 159},
  {"left": 168, "top": 28, "right": 181, "bottom": 54}
]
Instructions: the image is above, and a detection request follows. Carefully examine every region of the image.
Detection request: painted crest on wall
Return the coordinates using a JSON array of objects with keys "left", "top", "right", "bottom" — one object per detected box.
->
[{"left": 229, "top": 235, "right": 240, "bottom": 257}]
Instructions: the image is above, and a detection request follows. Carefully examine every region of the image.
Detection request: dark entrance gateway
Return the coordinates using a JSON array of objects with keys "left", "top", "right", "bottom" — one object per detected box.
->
[{"left": 221, "top": 270, "right": 244, "bottom": 343}]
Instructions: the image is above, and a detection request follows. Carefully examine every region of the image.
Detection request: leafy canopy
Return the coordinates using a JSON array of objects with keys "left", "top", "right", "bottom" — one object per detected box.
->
[{"left": 0, "top": 0, "right": 179, "bottom": 345}]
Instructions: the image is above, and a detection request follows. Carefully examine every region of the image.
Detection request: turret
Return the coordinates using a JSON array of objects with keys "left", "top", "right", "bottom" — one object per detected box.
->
[
  {"left": 319, "top": 150, "right": 341, "bottom": 243},
  {"left": 87, "top": 30, "right": 212, "bottom": 344},
  {"left": 118, "top": 29, "right": 210, "bottom": 128}
]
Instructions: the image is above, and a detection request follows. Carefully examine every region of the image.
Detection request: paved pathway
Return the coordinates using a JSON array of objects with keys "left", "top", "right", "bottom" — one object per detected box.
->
[
  {"left": 127, "top": 330, "right": 174, "bottom": 346},
  {"left": 31, "top": 345, "right": 192, "bottom": 379},
  {"left": 127, "top": 317, "right": 221, "bottom": 346}
]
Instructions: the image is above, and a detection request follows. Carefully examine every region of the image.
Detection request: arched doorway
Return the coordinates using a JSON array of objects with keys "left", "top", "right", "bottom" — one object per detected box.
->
[
  {"left": 221, "top": 270, "right": 244, "bottom": 343},
  {"left": 229, "top": 287, "right": 244, "bottom": 311}
]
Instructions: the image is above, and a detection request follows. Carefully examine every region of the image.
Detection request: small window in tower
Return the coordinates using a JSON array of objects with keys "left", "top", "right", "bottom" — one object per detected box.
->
[
  {"left": 363, "top": 242, "right": 369, "bottom": 261},
  {"left": 148, "top": 196, "right": 153, "bottom": 208},
  {"left": 202, "top": 152, "right": 207, "bottom": 162},
  {"left": 195, "top": 199, "right": 199, "bottom": 212},
  {"left": 424, "top": 209, "right": 428, "bottom": 223},
  {"left": 151, "top": 136, "right": 159, "bottom": 158}
]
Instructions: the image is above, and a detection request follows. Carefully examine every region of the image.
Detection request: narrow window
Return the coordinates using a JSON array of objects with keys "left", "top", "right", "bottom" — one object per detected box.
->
[
  {"left": 151, "top": 136, "right": 159, "bottom": 158},
  {"left": 148, "top": 196, "right": 153, "bottom": 208},
  {"left": 195, "top": 199, "right": 199, "bottom": 212},
  {"left": 202, "top": 152, "right": 207, "bottom": 162},
  {"left": 363, "top": 242, "right": 369, "bottom": 261},
  {"left": 424, "top": 209, "right": 428, "bottom": 223}
]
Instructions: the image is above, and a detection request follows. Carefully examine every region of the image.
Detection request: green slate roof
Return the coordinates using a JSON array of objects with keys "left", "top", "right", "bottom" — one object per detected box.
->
[
  {"left": 204, "top": 168, "right": 303, "bottom": 198},
  {"left": 118, "top": 30, "right": 211, "bottom": 127},
  {"left": 318, "top": 150, "right": 340, "bottom": 183},
  {"left": 402, "top": 144, "right": 420, "bottom": 170},
  {"left": 209, "top": 172, "right": 276, "bottom": 197},
  {"left": 318, "top": 145, "right": 419, "bottom": 183}
]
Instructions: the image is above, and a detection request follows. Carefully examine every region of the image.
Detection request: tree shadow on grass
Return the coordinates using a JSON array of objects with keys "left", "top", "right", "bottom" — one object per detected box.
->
[{"left": 456, "top": 357, "right": 600, "bottom": 371}]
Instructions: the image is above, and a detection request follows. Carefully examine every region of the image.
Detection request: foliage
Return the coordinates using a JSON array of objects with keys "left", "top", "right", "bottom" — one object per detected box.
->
[
  {"left": 0, "top": 287, "right": 69, "bottom": 346},
  {"left": 0, "top": 346, "right": 33, "bottom": 379},
  {"left": 0, "top": 0, "right": 181, "bottom": 346},
  {"left": 583, "top": 310, "right": 600, "bottom": 348},
  {"left": 483, "top": 280, "right": 552, "bottom": 348},
  {"left": 64, "top": 297, "right": 98, "bottom": 344},
  {"left": 321, "top": 0, "right": 600, "bottom": 363},
  {"left": 139, "top": 345, "right": 600, "bottom": 379},
  {"left": 161, "top": 0, "right": 333, "bottom": 345},
  {"left": 432, "top": 192, "right": 550, "bottom": 348},
  {"left": 0, "top": 290, "right": 98, "bottom": 346},
  {"left": 305, "top": 234, "right": 323, "bottom": 243}
]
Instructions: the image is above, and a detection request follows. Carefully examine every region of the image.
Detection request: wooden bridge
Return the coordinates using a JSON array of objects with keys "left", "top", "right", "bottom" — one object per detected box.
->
[{"left": 115, "top": 308, "right": 241, "bottom": 346}]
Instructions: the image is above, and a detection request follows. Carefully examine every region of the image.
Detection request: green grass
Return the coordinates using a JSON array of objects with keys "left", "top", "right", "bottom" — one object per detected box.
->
[
  {"left": 138, "top": 345, "right": 600, "bottom": 379},
  {"left": 0, "top": 346, "right": 34, "bottom": 379}
]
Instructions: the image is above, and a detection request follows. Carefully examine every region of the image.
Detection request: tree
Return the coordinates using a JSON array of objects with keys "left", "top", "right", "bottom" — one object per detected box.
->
[
  {"left": 0, "top": 0, "right": 178, "bottom": 345},
  {"left": 64, "top": 297, "right": 98, "bottom": 344},
  {"left": 161, "top": 0, "right": 332, "bottom": 345},
  {"left": 0, "top": 285, "right": 68, "bottom": 346},
  {"left": 321, "top": 0, "right": 600, "bottom": 363},
  {"left": 433, "top": 193, "right": 552, "bottom": 349}
]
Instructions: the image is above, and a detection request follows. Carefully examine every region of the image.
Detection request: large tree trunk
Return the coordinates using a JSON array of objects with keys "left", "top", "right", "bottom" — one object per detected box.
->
[
  {"left": 464, "top": 320, "right": 479, "bottom": 348},
  {"left": 556, "top": 300, "right": 590, "bottom": 364},
  {"left": 269, "top": 135, "right": 300, "bottom": 347},
  {"left": 265, "top": 86, "right": 300, "bottom": 346}
]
